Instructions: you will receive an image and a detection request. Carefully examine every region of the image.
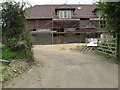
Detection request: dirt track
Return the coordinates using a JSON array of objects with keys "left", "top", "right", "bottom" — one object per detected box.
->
[{"left": 5, "top": 44, "right": 118, "bottom": 88}]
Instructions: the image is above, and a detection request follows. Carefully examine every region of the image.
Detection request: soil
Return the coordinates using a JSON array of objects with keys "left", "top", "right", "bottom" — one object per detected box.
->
[
  {"left": 3, "top": 44, "right": 118, "bottom": 88},
  {"left": 2, "top": 59, "right": 34, "bottom": 87}
]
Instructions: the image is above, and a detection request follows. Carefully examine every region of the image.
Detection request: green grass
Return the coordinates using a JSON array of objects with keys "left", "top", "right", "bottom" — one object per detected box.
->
[
  {"left": 92, "top": 50, "right": 119, "bottom": 63},
  {"left": 1, "top": 44, "right": 34, "bottom": 83},
  {"left": 1, "top": 45, "right": 33, "bottom": 61},
  {"left": 0, "top": 67, "right": 11, "bottom": 82},
  {"left": 2, "top": 45, "right": 17, "bottom": 60},
  {"left": 92, "top": 50, "right": 111, "bottom": 58}
]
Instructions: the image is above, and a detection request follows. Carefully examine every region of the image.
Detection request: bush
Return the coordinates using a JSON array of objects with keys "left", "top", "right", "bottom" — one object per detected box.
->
[
  {"left": 2, "top": 1, "right": 34, "bottom": 61},
  {"left": 2, "top": 45, "right": 33, "bottom": 61},
  {"left": 2, "top": 45, "right": 16, "bottom": 60}
]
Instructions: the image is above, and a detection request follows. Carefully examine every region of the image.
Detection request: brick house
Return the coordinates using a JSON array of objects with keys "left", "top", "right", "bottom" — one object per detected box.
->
[{"left": 25, "top": 4, "right": 105, "bottom": 44}]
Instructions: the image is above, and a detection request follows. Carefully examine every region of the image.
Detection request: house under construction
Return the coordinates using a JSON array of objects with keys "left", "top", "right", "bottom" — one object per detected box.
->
[{"left": 25, "top": 4, "right": 105, "bottom": 45}]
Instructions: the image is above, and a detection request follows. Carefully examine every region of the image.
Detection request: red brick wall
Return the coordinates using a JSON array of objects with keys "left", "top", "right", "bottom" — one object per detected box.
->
[
  {"left": 26, "top": 19, "right": 79, "bottom": 30},
  {"left": 26, "top": 19, "right": 52, "bottom": 29},
  {"left": 53, "top": 21, "right": 79, "bottom": 28}
]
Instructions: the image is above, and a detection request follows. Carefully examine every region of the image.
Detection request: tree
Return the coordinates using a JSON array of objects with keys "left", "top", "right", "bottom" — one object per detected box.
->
[
  {"left": 2, "top": 1, "right": 33, "bottom": 60},
  {"left": 96, "top": 2, "right": 120, "bottom": 58}
]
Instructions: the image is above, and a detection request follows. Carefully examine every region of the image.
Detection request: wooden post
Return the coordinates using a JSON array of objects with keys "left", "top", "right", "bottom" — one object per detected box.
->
[
  {"left": 118, "top": 34, "right": 120, "bottom": 59},
  {"left": 116, "top": 32, "right": 120, "bottom": 59},
  {"left": 0, "top": 59, "right": 10, "bottom": 64}
]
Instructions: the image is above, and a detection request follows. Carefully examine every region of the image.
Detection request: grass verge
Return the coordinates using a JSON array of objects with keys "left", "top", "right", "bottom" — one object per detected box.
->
[
  {"left": 1, "top": 45, "right": 33, "bottom": 61},
  {"left": 71, "top": 45, "right": 119, "bottom": 64},
  {"left": 0, "top": 45, "right": 34, "bottom": 86},
  {"left": 1, "top": 59, "right": 35, "bottom": 87}
]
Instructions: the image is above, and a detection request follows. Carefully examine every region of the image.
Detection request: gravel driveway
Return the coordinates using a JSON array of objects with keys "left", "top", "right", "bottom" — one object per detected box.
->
[{"left": 5, "top": 44, "right": 118, "bottom": 88}]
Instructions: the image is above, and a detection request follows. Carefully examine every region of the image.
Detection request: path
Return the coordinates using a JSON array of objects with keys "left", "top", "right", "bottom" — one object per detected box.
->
[{"left": 5, "top": 44, "right": 118, "bottom": 88}]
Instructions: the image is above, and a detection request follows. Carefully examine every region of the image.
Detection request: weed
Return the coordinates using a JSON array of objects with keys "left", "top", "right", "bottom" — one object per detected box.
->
[
  {"left": 1, "top": 45, "right": 33, "bottom": 61},
  {"left": 3, "top": 74, "right": 11, "bottom": 82}
]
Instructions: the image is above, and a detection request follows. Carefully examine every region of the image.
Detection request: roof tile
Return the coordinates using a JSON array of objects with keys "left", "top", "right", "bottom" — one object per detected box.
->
[{"left": 25, "top": 4, "right": 97, "bottom": 19}]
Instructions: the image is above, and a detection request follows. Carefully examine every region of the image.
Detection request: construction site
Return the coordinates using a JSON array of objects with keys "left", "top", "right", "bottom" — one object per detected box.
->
[
  {"left": 3, "top": 2, "right": 119, "bottom": 88},
  {"left": 25, "top": 4, "right": 106, "bottom": 45}
]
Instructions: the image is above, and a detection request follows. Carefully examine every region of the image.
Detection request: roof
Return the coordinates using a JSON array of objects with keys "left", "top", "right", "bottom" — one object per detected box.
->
[{"left": 25, "top": 4, "right": 97, "bottom": 19}]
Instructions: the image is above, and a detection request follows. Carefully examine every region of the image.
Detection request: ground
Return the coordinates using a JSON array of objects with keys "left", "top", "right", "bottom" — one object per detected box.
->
[{"left": 4, "top": 44, "right": 118, "bottom": 88}]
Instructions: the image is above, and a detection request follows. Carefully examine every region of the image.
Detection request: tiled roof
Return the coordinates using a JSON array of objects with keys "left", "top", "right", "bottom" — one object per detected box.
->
[{"left": 25, "top": 4, "right": 97, "bottom": 19}]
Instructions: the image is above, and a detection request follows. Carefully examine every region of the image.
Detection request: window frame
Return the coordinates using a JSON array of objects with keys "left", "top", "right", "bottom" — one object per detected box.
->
[{"left": 58, "top": 10, "right": 71, "bottom": 18}]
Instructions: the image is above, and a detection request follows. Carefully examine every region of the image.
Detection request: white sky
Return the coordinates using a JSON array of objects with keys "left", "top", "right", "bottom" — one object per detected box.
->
[
  {"left": 1, "top": 0, "right": 119, "bottom": 5},
  {"left": 6, "top": 0, "right": 98, "bottom": 6}
]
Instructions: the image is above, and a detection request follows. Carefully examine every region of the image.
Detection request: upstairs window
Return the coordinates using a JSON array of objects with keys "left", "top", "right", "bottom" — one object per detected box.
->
[
  {"left": 100, "top": 20, "right": 106, "bottom": 29},
  {"left": 59, "top": 10, "right": 71, "bottom": 18}
]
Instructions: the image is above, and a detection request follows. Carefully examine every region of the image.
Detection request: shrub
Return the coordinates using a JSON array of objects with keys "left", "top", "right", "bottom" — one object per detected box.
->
[
  {"left": 2, "top": 1, "right": 33, "bottom": 61},
  {"left": 2, "top": 45, "right": 33, "bottom": 61}
]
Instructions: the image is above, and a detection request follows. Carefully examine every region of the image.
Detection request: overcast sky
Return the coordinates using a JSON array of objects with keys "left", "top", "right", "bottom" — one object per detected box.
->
[
  {"left": 1, "top": 0, "right": 119, "bottom": 5},
  {"left": 9, "top": 0, "right": 97, "bottom": 6}
]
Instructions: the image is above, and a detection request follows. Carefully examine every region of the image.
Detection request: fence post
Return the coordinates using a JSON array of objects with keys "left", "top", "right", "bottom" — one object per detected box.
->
[
  {"left": 116, "top": 33, "right": 120, "bottom": 59},
  {"left": 118, "top": 35, "right": 120, "bottom": 59}
]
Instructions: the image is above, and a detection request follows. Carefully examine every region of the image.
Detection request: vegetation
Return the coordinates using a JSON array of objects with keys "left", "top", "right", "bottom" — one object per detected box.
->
[
  {"left": 1, "top": 59, "right": 34, "bottom": 83},
  {"left": 96, "top": 2, "right": 120, "bottom": 35},
  {"left": 2, "top": 45, "right": 33, "bottom": 61},
  {"left": 0, "top": 1, "right": 34, "bottom": 84},
  {"left": 96, "top": 2, "right": 120, "bottom": 58},
  {"left": 2, "top": 1, "right": 33, "bottom": 61}
]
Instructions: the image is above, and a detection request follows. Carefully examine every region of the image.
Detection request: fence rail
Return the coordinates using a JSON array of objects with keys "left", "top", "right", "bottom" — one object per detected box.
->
[{"left": 97, "top": 38, "right": 117, "bottom": 58}]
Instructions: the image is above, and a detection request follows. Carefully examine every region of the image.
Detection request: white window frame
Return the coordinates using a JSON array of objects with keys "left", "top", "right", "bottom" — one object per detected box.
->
[
  {"left": 67, "top": 11, "right": 71, "bottom": 18},
  {"left": 59, "top": 10, "right": 71, "bottom": 18}
]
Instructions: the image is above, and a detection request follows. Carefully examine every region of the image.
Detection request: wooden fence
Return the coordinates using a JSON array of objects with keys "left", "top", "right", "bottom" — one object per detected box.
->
[{"left": 97, "top": 38, "right": 117, "bottom": 58}]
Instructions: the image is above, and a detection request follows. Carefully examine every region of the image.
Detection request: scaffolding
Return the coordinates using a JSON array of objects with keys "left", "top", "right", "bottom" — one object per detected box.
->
[{"left": 30, "top": 4, "right": 102, "bottom": 45}]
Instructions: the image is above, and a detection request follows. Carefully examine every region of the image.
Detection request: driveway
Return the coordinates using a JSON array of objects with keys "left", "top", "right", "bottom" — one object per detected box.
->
[{"left": 5, "top": 44, "right": 118, "bottom": 88}]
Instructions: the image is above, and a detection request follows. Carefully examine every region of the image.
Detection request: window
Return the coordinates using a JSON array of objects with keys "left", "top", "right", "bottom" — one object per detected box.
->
[
  {"left": 59, "top": 10, "right": 71, "bottom": 18},
  {"left": 64, "top": 11, "right": 67, "bottom": 18},
  {"left": 59, "top": 11, "right": 63, "bottom": 18},
  {"left": 68, "top": 11, "right": 71, "bottom": 18},
  {"left": 100, "top": 20, "right": 106, "bottom": 28}
]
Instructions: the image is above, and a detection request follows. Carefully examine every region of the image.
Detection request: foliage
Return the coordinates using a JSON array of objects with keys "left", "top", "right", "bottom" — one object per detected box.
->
[
  {"left": 96, "top": 2, "right": 120, "bottom": 59},
  {"left": 1, "top": 59, "right": 34, "bottom": 83},
  {"left": 96, "top": 2, "right": 120, "bottom": 35},
  {"left": 2, "top": 1, "right": 33, "bottom": 61},
  {"left": 2, "top": 45, "right": 33, "bottom": 61}
]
